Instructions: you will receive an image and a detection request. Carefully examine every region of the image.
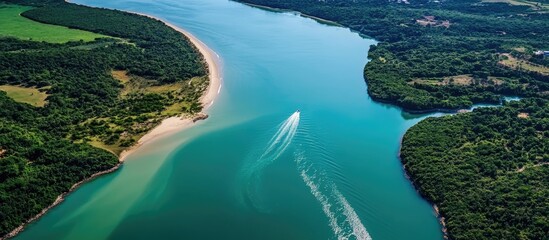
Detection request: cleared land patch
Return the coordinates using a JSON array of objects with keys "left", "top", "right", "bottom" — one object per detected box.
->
[
  {"left": 0, "top": 4, "right": 107, "bottom": 43},
  {"left": 408, "top": 74, "right": 505, "bottom": 86},
  {"left": 409, "top": 75, "right": 505, "bottom": 86},
  {"left": 416, "top": 16, "right": 451, "bottom": 28},
  {"left": 0, "top": 85, "right": 48, "bottom": 107},
  {"left": 517, "top": 112, "right": 529, "bottom": 118},
  {"left": 88, "top": 138, "right": 127, "bottom": 156},
  {"left": 410, "top": 75, "right": 472, "bottom": 86},
  {"left": 499, "top": 53, "right": 549, "bottom": 75},
  {"left": 111, "top": 70, "right": 131, "bottom": 84},
  {"left": 113, "top": 70, "right": 207, "bottom": 103},
  {"left": 119, "top": 75, "right": 208, "bottom": 115}
]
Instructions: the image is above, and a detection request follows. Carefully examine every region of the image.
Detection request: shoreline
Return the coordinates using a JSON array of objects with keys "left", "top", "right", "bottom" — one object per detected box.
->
[
  {"left": 241, "top": 2, "right": 343, "bottom": 27},
  {"left": 398, "top": 136, "right": 450, "bottom": 240},
  {"left": 400, "top": 162, "right": 450, "bottom": 239},
  {"left": 118, "top": 12, "right": 222, "bottom": 162},
  {"left": 3, "top": 4, "right": 221, "bottom": 239},
  {"left": 2, "top": 164, "right": 122, "bottom": 239}
]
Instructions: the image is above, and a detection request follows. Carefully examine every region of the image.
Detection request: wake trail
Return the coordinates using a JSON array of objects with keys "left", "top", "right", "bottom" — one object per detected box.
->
[
  {"left": 240, "top": 111, "right": 372, "bottom": 240},
  {"left": 261, "top": 112, "right": 300, "bottom": 159},
  {"left": 240, "top": 111, "right": 301, "bottom": 210},
  {"left": 296, "top": 151, "right": 372, "bottom": 240}
]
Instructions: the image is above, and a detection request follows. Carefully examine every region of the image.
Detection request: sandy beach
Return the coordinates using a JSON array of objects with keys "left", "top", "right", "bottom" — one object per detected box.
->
[{"left": 118, "top": 13, "right": 222, "bottom": 162}]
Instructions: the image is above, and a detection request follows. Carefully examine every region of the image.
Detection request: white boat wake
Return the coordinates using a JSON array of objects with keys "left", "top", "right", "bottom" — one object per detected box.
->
[
  {"left": 239, "top": 111, "right": 372, "bottom": 240},
  {"left": 240, "top": 111, "right": 300, "bottom": 210},
  {"left": 260, "top": 111, "right": 300, "bottom": 161},
  {"left": 296, "top": 151, "right": 372, "bottom": 240}
]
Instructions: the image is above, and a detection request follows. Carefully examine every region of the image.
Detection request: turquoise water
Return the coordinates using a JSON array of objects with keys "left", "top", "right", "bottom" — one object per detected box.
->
[{"left": 16, "top": 0, "right": 444, "bottom": 239}]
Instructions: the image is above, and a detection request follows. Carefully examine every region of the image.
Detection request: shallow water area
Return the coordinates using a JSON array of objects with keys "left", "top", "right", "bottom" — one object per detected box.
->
[{"left": 16, "top": 0, "right": 444, "bottom": 239}]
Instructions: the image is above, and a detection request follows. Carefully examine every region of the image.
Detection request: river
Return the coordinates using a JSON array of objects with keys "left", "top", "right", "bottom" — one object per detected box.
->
[{"left": 16, "top": 0, "right": 443, "bottom": 239}]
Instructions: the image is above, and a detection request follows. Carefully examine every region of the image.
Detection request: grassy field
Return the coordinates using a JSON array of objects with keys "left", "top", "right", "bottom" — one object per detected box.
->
[
  {"left": 0, "top": 85, "right": 49, "bottom": 107},
  {"left": 499, "top": 54, "right": 549, "bottom": 75},
  {"left": 0, "top": 4, "right": 107, "bottom": 43},
  {"left": 88, "top": 138, "right": 127, "bottom": 156}
]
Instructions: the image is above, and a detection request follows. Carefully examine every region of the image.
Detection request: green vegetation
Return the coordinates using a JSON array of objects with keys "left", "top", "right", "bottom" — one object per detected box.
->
[
  {"left": 0, "top": 4, "right": 107, "bottom": 43},
  {"left": 499, "top": 53, "right": 549, "bottom": 75},
  {"left": 0, "top": 0, "right": 207, "bottom": 236},
  {"left": 0, "top": 121, "right": 119, "bottom": 236},
  {"left": 401, "top": 99, "right": 549, "bottom": 240},
  {"left": 238, "top": 0, "right": 549, "bottom": 111},
  {"left": 0, "top": 85, "right": 48, "bottom": 107}
]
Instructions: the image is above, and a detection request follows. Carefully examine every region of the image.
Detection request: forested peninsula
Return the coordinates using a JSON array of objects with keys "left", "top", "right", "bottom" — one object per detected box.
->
[
  {"left": 402, "top": 99, "right": 548, "bottom": 239},
  {"left": 0, "top": 0, "right": 207, "bottom": 237},
  {"left": 236, "top": 0, "right": 549, "bottom": 239}
]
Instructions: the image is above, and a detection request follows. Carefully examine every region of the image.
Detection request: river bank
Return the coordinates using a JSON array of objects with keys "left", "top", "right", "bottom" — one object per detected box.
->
[
  {"left": 2, "top": 164, "right": 122, "bottom": 240},
  {"left": 3, "top": 4, "right": 221, "bottom": 239},
  {"left": 241, "top": 2, "right": 343, "bottom": 27}
]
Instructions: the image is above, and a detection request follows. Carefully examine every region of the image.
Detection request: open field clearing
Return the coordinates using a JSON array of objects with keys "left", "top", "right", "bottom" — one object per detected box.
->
[
  {"left": 499, "top": 54, "right": 549, "bottom": 75},
  {"left": 0, "top": 85, "right": 48, "bottom": 107},
  {"left": 0, "top": 4, "right": 107, "bottom": 43}
]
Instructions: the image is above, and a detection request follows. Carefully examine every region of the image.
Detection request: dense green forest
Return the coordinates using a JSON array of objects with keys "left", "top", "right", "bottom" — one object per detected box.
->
[
  {"left": 0, "top": 0, "right": 206, "bottom": 236},
  {"left": 0, "top": 119, "right": 118, "bottom": 236},
  {"left": 402, "top": 99, "right": 549, "bottom": 239},
  {"left": 238, "top": 0, "right": 549, "bottom": 111}
]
